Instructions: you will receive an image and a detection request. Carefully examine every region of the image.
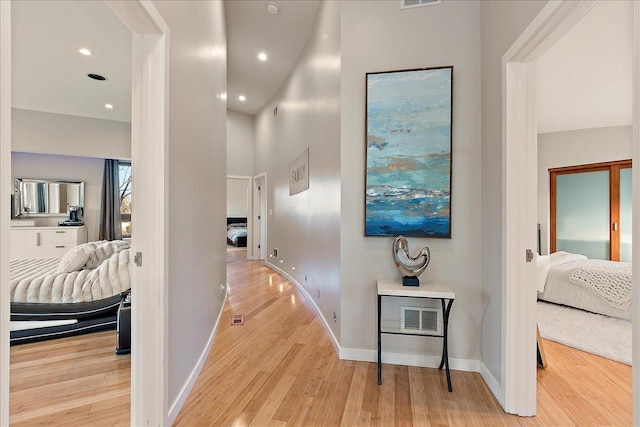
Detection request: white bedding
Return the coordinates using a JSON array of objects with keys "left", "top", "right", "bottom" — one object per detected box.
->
[
  {"left": 537, "top": 251, "right": 632, "bottom": 320},
  {"left": 10, "top": 241, "right": 131, "bottom": 304},
  {"left": 227, "top": 224, "right": 247, "bottom": 244}
]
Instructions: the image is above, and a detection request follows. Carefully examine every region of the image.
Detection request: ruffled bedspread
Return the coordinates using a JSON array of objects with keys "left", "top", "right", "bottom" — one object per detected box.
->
[{"left": 10, "top": 246, "right": 131, "bottom": 304}]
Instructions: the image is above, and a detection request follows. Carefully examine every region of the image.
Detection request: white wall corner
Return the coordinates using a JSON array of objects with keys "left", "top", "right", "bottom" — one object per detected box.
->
[
  {"left": 480, "top": 361, "right": 504, "bottom": 408},
  {"left": 167, "top": 291, "right": 227, "bottom": 425},
  {"left": 266, "top": 261, "right": 340, "bottom": 355}
]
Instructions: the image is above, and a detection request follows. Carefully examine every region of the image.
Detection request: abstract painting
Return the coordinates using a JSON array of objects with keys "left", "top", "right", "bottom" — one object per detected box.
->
[{"left": 365, "top": 66, "right": 453, "bottom": 238}]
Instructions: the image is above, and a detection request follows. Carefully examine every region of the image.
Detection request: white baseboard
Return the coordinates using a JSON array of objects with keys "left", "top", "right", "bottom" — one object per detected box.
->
[
  {"left": 480, "top": 361, "right": 504, "bottom": 408},
  {"left": 265, "top": 262, "right": 483, "bottom": 376},
  {"left": 340, "top": 347, "right": 480, "bottom": 372},
  {"left": 266, "top": 261, "right": 341, "bottom": 354},
  {"left": 167, "top": 292, "right": 228, "bottom": 424}
]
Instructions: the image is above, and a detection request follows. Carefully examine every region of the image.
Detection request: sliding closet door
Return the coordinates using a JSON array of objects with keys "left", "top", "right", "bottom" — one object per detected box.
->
[
  {"left": 553, "top": 169, "right": 610, "bottom": 259},
  {"left": 550, "top": 160, "right": 632, "bottom": 261},
  {"left": 619, "top": 167, "right": 633, "bottom": 262}
]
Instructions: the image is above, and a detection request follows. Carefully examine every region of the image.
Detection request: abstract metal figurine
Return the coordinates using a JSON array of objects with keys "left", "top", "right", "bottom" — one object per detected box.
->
[{"left": 392, "top": 235, "right": 430, "bottom": 286}]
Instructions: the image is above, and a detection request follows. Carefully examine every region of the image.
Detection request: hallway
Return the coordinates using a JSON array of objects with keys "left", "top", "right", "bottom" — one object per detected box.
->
[{"left": 175, "top": 250, "right": 631, "bottom": 426}]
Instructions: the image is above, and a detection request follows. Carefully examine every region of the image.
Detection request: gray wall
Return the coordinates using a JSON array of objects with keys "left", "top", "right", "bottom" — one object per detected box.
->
[
  {"left": 480, "top": 0, "right": 547, "bottom": 387},
  {"left": 254, "top": 0, "right": 342, "bottom": 340},
  {"left": 12, "top": 108, "right": 130, "bottom": 160},
  {"left": 340, "top": 0, "right": 482, "bottom": 363},
  {"left": 227, "top": 109, "right": 254, "bottom": 177},
  {"left": 11, "top": 152, "right": 103, "bottom": 241},
  {"left": 537, "top": 126, "right": 632, "bottom": 255},
  {"left": 152, "top": 0, "right": 228, "bottom": 412},
  {"left": 11, "top": 108, "right": 132, "bottom": 242}
]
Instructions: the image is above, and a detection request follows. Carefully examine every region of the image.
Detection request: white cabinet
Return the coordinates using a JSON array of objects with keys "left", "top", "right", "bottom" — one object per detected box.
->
[{"left": 10, "top": 226, "right": 88, "bottom": 260}]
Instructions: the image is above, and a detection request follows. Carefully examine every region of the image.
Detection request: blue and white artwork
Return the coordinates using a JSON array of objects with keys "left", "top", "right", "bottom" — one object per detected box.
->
[{"left": 365, "top": 67, "right": 452, "bottom": 238}]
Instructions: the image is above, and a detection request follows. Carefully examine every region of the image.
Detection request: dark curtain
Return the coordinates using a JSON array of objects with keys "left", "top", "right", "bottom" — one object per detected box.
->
[{"left": 99, "top": 159, "right": 122, "bottom": 241}]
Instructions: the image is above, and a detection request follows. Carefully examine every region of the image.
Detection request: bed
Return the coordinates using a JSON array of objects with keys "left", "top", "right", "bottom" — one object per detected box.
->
[
  {"left": 227, "top": 217, "right": 247, "bottom": 247},
  {"left": 537, "top": 251, "right": 631, "bottom": 320},
  {"left": 10, "top": 240, "right": 131, "bottom": 345}
]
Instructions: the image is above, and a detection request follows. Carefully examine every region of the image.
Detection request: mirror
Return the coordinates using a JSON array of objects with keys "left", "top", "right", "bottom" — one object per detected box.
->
[{"left": 14, "top": 178, "right": 84, "bottom": 217}]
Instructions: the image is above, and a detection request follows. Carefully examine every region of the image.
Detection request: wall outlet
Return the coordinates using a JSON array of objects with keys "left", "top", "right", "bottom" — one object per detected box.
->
[
  {"left": 333, "top": 312, "right": 337, "bottom": 323},
  {"left": 317, "top": 289, "right": 320, "bottom": 298},
  {"left": 273, "top": 248, "right": 278, "bottom": 258},
  {"left": 304, "top": 274, "right": 307, "bottom": 283}
]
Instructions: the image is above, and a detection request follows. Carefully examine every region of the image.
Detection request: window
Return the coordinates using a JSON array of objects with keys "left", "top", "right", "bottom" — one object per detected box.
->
[
  {"left": 119, "top": 162, "right": 132, "bottom": 238},
  {"left": 550, "top": 160, "right": 632, "bottom": 261}
]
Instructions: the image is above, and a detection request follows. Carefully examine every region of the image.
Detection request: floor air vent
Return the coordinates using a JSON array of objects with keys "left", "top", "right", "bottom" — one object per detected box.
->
[
  {"left": 231, "top": 314, "right": 244, "bottom": 325},
  {"left": 400, "top": 306, "right": 442, "bottom": 335}
]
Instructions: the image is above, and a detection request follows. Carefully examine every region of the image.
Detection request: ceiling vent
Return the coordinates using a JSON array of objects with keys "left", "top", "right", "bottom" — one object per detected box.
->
[
  {"left": 400, "top": 0, "right": 441, "bottom": 10},
  {"left": 400, "top": 306, "right": 442, "bottom": 335}
]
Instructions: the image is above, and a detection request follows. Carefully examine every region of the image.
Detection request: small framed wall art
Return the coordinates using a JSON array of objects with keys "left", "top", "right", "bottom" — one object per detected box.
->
[
  {"left": 365, "top": 66, "right": 453, "bottom": 238},
  {"left": 289, "top": 148, "right": 309, "bottom": 195}
]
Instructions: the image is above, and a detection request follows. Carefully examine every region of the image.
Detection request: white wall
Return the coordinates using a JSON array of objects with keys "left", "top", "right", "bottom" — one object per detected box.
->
[
  {"left": 537, "top": 126, "right": 632, "bottom": 254},
  {"left": 12, "top": 108, "right": 130, "bottom": 160},
  {"left": 151, "top": 0, "right": 227, "bottom": 416},
  {"left": 254, "top": 1, "right": 341, "bottom": 340},
  {"left": 227, "top": 109, "right": 254, "bottom": 176},
  {"left": 480, "top": 0, "right": 547, "bottom": 388},
  {"left": 11, "top": 152, "right": 103, "bottom": 241},
  {"left": 341, "top": 0, "right": 482, "bottom": 365},
  {"left": 227, "top": 177, "right": 248, "bottom": 217}
]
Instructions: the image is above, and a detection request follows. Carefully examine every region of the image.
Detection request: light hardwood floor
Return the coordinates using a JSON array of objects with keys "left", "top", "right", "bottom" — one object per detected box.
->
[{"left": 10, "top": 249, "right": 632, "bottom": 426}]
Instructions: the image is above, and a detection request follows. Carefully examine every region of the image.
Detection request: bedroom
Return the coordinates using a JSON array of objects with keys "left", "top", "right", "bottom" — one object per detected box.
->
[
  {"left": 8, "top": 1, "right": 134, "bottom": 423},
  {"left": 534, "top": 0, "right": 632, "bottom": 392}
]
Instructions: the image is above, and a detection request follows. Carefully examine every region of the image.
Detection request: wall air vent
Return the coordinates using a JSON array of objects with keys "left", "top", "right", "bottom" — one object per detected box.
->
[
  {"left": 400, "top": 306, "right": 442, "bottom": 335},
  {"left": 400, "top": 0, "right": 441, "bottom": 10}
]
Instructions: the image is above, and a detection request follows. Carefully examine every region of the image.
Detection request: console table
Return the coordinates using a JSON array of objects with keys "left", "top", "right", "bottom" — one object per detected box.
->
[{"left": 377, "top": 279, "right": 455, "bottom": 392}]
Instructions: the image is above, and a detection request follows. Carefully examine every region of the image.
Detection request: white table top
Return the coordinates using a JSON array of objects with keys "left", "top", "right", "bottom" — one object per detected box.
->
[{"left": 377, "top": 279, "right": 455, "bottom": 299}]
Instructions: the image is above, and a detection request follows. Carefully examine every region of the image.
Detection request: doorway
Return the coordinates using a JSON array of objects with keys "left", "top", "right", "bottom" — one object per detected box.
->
[
  {"left": 0, "top": 1, "right": 169, "bottom": 424},
  {"left": 502, "top": 0, "right": 640, "bottom": 420}
]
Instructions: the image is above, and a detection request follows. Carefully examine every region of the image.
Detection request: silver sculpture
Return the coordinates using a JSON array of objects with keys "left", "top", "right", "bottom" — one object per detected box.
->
[{"left": 392, "top": 235, "right": 430, "bottom": 286}]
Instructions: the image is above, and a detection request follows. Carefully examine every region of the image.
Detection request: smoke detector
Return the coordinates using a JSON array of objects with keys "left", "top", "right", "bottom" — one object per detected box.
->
[{"left": 267, "top": 2, "right": 279, "bottom": 15}]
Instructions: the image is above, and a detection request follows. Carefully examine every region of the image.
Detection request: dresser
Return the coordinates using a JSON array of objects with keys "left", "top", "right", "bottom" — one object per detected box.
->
[{"left": 10, "top": 226, "right": 88, "bottom": 260}]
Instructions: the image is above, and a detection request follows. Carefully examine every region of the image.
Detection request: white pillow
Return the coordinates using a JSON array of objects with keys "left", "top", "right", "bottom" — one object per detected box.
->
[
  {"left": 85, "top": 240, "right": 130, "bottom": 269},
  {"left": 55, "top": 243, "right": 96, "bottom": 274}
]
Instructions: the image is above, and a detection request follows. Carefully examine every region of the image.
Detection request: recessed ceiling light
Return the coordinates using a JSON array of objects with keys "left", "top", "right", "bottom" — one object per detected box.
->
[
  {"left": 79, "top": 48, "right": 92, "bottom": 56},
  {"left": 267, "top": 2, "right": 279, "bottom": 14},
  {"left": 105, "top": 104, "right": 114, "bottom": 109},
  {"left": 88, "top": 73, "right": 107, "bottom": 81},
  {"left": 238, "top": 95, "right": 246, "bottom": 102},
  {"left": 258, "top": 52, "right": 268, "bottom": 61}
]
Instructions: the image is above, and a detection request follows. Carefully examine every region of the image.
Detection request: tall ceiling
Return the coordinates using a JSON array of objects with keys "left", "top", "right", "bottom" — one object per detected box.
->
[
  {"left": 225, "top": 0, "right": 320, "bottom": 115},
  {"left": 11, "top": 0, "right": 320, "bottom": 122},
  {"left": 12, "top": 1, "right": 632, "bottom": 130},
  {"left": 537, "top": 0, "right": 632, "bottom": 134},
  {"left": 12, "top": 1, "right": 132, "bottom": 123}
]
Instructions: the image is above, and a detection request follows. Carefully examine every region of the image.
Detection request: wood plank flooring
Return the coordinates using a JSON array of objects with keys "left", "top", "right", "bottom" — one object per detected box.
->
[
  {"left": 9, "top": 249, "right": 632, "bottom": 426},
  {"left": 10, "top": 329, "right": 130, "bottom": 426}
]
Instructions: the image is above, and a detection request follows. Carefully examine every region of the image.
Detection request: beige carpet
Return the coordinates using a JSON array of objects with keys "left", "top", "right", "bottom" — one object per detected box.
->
[{"left": 537, "top": 301, "right": 631, "bottom": 365}]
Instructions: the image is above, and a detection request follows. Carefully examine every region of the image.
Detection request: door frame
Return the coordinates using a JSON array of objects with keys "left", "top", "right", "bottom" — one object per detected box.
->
[
  {"left": 227, "top": 175, "right": 253, "bottom": 257},
  {"left": 252, "top": 173, "right": 267, "bottom": 260},
  {"left": 0, "top": 2, "right": 11, "bottom": 424},
  {"left": 502, "top": 0, "right": 640, "bottom": 420},
  {"left": 106, "top": 1, "right": 169, "bottom": 424}
]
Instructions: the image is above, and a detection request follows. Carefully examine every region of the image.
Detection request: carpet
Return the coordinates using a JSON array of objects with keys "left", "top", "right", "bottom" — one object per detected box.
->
[{"left": 537, "top": 301, "right": 631, "bottom": 365}]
